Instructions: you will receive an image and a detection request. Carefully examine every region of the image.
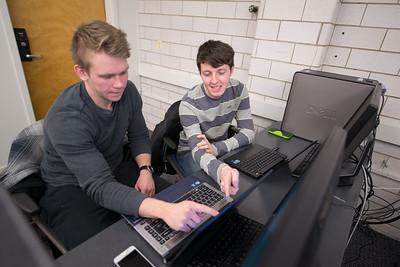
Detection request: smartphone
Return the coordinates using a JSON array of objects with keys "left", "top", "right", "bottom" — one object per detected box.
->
[{"left": 113, "top": 245, "right": 154, "bottom": 267}]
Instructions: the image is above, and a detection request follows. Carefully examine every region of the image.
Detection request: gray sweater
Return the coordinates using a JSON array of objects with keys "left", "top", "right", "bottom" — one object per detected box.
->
[
  {"left": 179, "top": 78, "right": 255, "bottom": 182},
  {"left": 40, "top": 81, "right": 149, "bottom": 216}
]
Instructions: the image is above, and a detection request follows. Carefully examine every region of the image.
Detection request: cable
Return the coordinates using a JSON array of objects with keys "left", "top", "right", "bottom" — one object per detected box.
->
[
  {"left": 346, "top": 165, "right": 369, "bottom": 247},
  {"left": 374, "top": 187, "right": 400, "bottom": 190}
]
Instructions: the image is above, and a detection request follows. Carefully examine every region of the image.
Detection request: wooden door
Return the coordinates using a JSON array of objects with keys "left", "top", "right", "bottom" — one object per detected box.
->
[{"left": 6, "top": 0, "right": 106, "bottom": 120}]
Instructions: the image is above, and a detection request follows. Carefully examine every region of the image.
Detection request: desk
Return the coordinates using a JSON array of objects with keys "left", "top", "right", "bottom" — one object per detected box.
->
[{"left": 56, "top": 130, "right": 363, "bottom": 267}]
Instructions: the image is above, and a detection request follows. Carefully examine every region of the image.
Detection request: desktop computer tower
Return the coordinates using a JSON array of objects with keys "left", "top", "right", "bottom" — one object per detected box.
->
[{"left": 281, "top": 69, "right": 381, "bottom": 160}]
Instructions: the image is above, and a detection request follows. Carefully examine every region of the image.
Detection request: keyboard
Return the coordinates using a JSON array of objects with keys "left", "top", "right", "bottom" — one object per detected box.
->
[
  {"left": 139, "top": 183, "right": 225, "bottom": 245},
  {"left": 187, "top": 212, "right": 264, "bottom": 267},
  {"left": 228, "top": 147, "right": 287, "bottom": 179},
  {"left": 292, "top": 143, "right": 320, "bottom": 178},
  {"left": 131, "top": 182, "right": 231, "bottom": 257}
]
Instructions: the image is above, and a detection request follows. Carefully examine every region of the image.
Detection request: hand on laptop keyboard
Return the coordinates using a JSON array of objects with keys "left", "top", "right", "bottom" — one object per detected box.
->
[
  {"left": 161, "top": 200, "right": 219, "bottom": 233},
  {"left": 219, "top": 165, "right": 240, "bottom": 197}
]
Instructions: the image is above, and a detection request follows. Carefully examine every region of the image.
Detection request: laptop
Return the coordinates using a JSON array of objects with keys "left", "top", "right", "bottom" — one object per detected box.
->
[
  {"left": 224, "top": 143, "right": 287, "bottom": 179},
  {"left": 123, "top": 176, "right": 233, "bottom": 258}
]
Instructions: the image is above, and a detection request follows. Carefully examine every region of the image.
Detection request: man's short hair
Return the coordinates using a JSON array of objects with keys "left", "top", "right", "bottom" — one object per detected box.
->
[
  {"left": 71, "top": 20, "right": 130, "bottom": 70},
  {"left": 196, "top": 40, "right": 234, "bottom": 72}
]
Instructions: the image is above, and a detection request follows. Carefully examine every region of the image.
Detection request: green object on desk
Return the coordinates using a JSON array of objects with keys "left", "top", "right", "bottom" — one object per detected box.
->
[{"left": 268, "top": 129, "right": 293, "bottom": 140}]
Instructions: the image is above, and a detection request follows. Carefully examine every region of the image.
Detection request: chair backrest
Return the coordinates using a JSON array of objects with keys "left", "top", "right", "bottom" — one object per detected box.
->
[{"left": 151, "top": 100, "right": 182, "bottom": 175}]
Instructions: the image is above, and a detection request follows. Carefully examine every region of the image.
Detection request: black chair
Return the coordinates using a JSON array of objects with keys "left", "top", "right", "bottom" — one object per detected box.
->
[
  {"left": 150, "top": 100, "right": 239, "bottom": 179},
  {"left": 9, "top": 173, "right": 67, "bottom": 256},
  {"left": 151, "top": 100, "right": 184, "bottom": 178},
  {"left": 1, "top": 121, "right": 67, "bottom": 257}
]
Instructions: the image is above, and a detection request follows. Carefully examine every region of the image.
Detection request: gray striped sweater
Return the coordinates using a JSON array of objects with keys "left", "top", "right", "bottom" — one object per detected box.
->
[{"left": 179, "top": 78, "right": 255, "bottom": 182}]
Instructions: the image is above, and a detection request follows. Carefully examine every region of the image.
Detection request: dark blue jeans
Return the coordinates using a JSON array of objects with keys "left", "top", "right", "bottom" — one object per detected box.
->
[
  {"left": 40, "top": 160, "right": 170, "bottom": 250},
  {"left": 174, "top": 151, "right": 202, "bottom": 178}
]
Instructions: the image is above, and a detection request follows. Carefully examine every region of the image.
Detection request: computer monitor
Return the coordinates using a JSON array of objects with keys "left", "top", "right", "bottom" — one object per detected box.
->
[
  {"left": 0, "top": 186, "right": 55, "bottom": 267},
  {"left": 281, "top": 69, "right": 381, "bottom": 160},
  {"left": 243, "top": 126, "right": 347, "bottom": 267}
]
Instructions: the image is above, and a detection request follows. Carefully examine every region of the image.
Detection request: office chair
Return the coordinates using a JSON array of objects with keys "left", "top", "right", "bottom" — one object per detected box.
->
[
  {"left": 151, "top": 100, "right": 184, "bottom": 178},
  {"left": 9, "top": 174, "right": 67, "bottom": 255},
  {"left": 0, "top": 121, "right": 67, "bottom": 256},
  {"left": 150, "top": 100, "right": 239, "bottom": 179}
]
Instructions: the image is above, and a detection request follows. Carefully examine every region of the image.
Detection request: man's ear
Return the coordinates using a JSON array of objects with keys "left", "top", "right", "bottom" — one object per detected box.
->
[{"left": 74, "top": 64, "right": 89, "bottom": 81}]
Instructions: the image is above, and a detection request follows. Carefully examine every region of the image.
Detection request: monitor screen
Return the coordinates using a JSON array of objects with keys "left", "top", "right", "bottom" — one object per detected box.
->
[
  {"left": 281, "top": 69, "right": 380, "bottom": 159},
  {"left": 243, "top": 126, "right": 347, "bottom": 267}
]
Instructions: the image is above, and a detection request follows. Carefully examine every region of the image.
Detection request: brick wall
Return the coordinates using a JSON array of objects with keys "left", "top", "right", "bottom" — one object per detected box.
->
[{"left": 137, "top": 0, "right": 400, "bottom": 240}]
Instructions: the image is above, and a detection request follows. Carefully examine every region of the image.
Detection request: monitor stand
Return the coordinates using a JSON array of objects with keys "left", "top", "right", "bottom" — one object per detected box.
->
[{"left": 338, "top": 134, "right": 374, "bottom": 187}]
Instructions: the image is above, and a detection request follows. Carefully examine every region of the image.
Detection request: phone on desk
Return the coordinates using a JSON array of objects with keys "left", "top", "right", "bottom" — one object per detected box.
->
[{"left": 114, "top": 245, "right": 154, "bottom": 267}]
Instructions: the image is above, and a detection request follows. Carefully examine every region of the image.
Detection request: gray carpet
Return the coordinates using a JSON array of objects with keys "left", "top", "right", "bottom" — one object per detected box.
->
[{"left": 342, "top": 225, "right": 400, "bottom": 267}]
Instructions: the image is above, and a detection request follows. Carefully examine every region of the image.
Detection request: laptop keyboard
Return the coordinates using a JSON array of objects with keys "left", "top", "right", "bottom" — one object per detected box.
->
[
  {"left": 232, "top": 147, "right": 287, "bottom": 179},
  {"left": 187, "top": 212, "right": 264, "bottom": 267},
  {"left": 139, "top": 183, "right": 225, "bottom": 246}
]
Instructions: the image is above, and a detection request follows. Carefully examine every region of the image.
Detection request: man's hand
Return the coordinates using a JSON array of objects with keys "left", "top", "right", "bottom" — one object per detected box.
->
[
  {"left": 196, "top": 134, "right": 215, "bottom": 154},
  {"left": 219, "top": 165, "right": 239, "bottom": 197},
  {"left": 135, "top": 171, "right": 155, "bottom": 197},
  {"left": 162, "top": 201, "right": 219, "bottom": 232}
]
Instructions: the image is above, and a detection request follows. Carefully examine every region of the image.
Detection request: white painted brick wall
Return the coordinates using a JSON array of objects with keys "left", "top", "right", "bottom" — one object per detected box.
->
[
  {"left": 322, "top": 65, "right": 369, "bottom": 77},
  {"left": 269, "top": 61, "right": 306, "bottom": 82},
  {"left": 193, "top": 17, "right": 218, "bottom": 33},
  {"left": 207, "top": 2, "right": 237, "bottom": 18},
  {"left": 247, "top": 20, "right": 257, "bottom": 37},
  {"left": 303, "top": 0, "right": 340, "bottom": 22},
  {"left": 205, "top": 33, "right": 232, "bottom": 45},
  {"left": 161, "top": 29, "right": 182, "bottom": 43},
  {"left": 232, "top": 36, "right": 254, "bottom": 53},
  {"left": 336, "top": 4, "right": 366, "bottom": 25},
  {"left": 262, "top": 0, "right": 305, "bottom": 20},
  {"left": 161, "top": 1, "right": 182, "bottom": 15},
  {"left": 181, "top": 31, "right": 205, "bottom": 46},
  {"left": 169, "top": 43, "right": 192, "bottom": 58},
  {"left": 330, "top": 26, "right": 386, "bottom": 50},
  {"left": 318, "top": 24, "right": 335, "bottom": 45},
  {"left": 347, "top": 49, "right": 400, "bottom": 74},
  {"left": 242, "top": 54, "right": 252, "bottom": 69},
  {"left": 382, "top": 97, "right": 400, "bottom": 119},
  {"left": 182, "top": 1, "right": 207, "bottom": 16},
  {"left": 256, "top": 40, "right": 294, "bottom": 61},
  {"left": 249, "top": 58, "right": 272, "bottom": 76},
  {"left": 278, "top": 21, "right": 321, "bottom": 44},
  {"left": 369, "top": 73, "right": 400, "bottom": 98},
  {"left": 218, "top": 19, "right": 249, "bottom": 36},
  {"left": 143, "top": 1, "right": 160, "bottom": 14},
  {"left": 382, "top": 30, "right": 400, "bottom": 52},
  {"left": 151, "top": 14, "right": 171, "bottom": 28},
  {"left": 171, "top": 16, "right": 193, "bottom": 31},
  {"left": 255, "top": 20, "right": 280, "bottom": 40},
  {"left": 292, "top": 44, "right": 326, "bottom": 66},
  {"left": 234, "top": 53, "right": 244, "bottom": 68},
  {"left": 250, "top": 76, "right": 285, "bottom": 98},
  {"left": 362, "top": 4, "right": 400, "bottom": 28},
  {"left": 324, "top": 46, "right": 351, "bottom": 67},
  {"left": 139, "top": 14, "right": 151, "bottom": 26}
]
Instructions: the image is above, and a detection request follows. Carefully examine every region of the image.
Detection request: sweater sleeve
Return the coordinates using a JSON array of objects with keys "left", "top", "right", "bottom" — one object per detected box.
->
[
  {"left": 179, "top": 100, "right": 228, "bottom": 183},
  {"left": 211, "top": 86, "right": 255, "bottom": 157},
  {"left": 45, "top": 113, "right": 146, "bottom": 216}
]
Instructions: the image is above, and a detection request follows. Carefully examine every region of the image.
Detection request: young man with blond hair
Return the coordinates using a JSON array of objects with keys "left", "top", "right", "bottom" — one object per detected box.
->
[{"left": 40, "top": 21, "right": 217, "bottom": 250}]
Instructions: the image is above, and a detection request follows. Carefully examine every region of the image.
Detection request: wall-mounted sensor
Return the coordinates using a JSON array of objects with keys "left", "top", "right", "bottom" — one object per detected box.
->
[{"left": 248, "top": 5, "right": 258, "bottom": 13}]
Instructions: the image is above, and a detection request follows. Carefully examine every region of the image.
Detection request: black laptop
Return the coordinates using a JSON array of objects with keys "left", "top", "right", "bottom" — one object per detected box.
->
[{"left": 224, "top": 143, "right": 287, "bottom": 179}]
